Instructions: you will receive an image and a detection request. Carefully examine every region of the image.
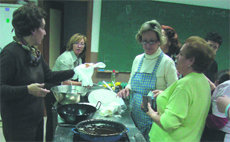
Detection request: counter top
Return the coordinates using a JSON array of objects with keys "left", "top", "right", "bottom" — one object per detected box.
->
[{"left": 53, "top": 107, "right": 146, "bottom": 142}]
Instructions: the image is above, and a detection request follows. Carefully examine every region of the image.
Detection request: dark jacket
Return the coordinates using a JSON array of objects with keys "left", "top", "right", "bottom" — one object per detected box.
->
[
  {"left": 204, "top": 59, "right": 218, "bottom": 83},
  {"left": 0, "top": 42, "right": 74, "bottom": 141}
]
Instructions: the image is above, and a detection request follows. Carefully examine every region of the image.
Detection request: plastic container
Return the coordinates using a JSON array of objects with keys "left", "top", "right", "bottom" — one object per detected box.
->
[{"left": 111, "top": 69, "right": 116, "bottom": 85}]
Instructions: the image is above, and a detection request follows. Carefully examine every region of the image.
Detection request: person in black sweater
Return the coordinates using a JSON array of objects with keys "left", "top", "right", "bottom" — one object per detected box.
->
[
  {"left": 201, "top": 33, "right": 223, "bottom": 142},
  {"left": 204, "top": 32, "right": 223, "bottom": 91},
  {"left": 0, "top": 3, "right": 75, "bottom": 141}
]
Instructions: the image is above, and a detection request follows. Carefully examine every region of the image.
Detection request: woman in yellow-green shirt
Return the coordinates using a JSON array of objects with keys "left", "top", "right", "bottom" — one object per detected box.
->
[{"left": 146, "top": 36, "right": 215, "bottom": 142}]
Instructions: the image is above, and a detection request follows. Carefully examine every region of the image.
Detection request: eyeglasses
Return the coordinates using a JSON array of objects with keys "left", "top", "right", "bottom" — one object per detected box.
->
[
  {"left": 141, "top": 40, "right": 158, "bottom": 46},
  {"left": 74, "top": 42, "right": 85, "bottom": 47}
]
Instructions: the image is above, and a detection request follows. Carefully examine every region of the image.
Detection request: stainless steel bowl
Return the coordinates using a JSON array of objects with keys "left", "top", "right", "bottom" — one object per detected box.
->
[{"left": 51, "top": 85, "right": 82, "bottom": 105}]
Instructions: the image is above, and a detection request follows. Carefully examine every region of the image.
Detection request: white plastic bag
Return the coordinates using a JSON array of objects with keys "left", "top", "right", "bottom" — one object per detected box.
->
[{"left": 72, "top": 62, "right": 106, "bottom": 86}]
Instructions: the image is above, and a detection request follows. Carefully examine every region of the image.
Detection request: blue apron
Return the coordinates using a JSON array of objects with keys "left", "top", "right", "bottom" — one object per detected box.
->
[{"left": 130, "top": 52, "right": 163, "bottom": 140}]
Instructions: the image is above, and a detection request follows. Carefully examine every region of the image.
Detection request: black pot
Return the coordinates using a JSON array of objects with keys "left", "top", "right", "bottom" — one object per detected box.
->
[
  {"left": 57, "top": 102, "right": 101, "bottom": 124},
  {"left": 72, "top": 119, "right": 128, "bottom": 142}
]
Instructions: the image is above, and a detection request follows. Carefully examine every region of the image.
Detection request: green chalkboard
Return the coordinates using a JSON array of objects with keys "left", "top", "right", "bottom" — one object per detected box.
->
[{"left": 98, "top": 1, "right": 230, "bottom": 72}]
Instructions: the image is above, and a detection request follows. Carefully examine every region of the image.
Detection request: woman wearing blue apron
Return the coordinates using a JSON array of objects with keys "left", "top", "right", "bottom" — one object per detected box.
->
[{"left": 117, "top": 20, "right": 178, "bottom": 141}]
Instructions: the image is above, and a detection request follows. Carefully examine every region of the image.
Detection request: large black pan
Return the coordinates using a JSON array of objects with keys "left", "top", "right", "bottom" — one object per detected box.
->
[
  {"left": 72, "top": 119, "right": 128, "bottom": 142},
  {"left": 57, "top": 102, "right": 101, "bottom": 124}
]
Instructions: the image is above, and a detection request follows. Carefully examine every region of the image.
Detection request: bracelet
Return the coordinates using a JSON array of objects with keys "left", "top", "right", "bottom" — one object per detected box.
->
[
  {"left": 225, "top": 104, "right": 230, "bottom": 118},
  {"left": 228, "top": 106, "right": 230, "bottom": 118}
]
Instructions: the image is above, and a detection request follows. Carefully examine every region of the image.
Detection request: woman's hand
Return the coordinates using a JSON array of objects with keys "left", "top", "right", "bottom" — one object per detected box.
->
[
  {"left": 146, "top": 103, "right": 162, "bottom": 128},
  {"left": 146, "top": 103, "right": 157, "bottom": 118},
  {"left": 27, "top": 83, "right": 50, "bottom": 97},
  {"left": 62, "top": 80, "right": 82, "bottom": 86},
  {"left": 117, "top": 88, "right": 130, "bottom": 98},
  {"left": 216, "top": 95, "right": 230, "bottom": 113},
  {"left": 152, "top": 90, "right": 163, "bottom": 97},
  {"left": 205, "top": 76, "right": 216, "bottom": 91}
]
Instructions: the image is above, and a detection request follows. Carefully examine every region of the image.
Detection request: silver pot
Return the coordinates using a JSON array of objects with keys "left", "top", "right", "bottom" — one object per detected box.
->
[{"left": 51, "top": 85, "right": 82, "bottom": 105}]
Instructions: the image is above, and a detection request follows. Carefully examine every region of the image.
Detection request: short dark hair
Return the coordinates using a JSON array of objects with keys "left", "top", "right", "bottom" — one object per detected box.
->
[
  {"left": 12, "top": 3, "right": 46, "bottom": 38},
  {"left": 184, "top": 36, "right": 215, "bottom": 73},
  {"left": 217, "top": 70, "right": 230, "bottom": 84},
  {"left": 205, "top": 32, "right": 222, "bottom": 46}
]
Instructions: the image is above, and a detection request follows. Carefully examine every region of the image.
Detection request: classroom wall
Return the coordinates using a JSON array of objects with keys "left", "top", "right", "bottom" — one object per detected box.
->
[
  {"left": 90, "top": 0, "right": 230, "bottom": 54},
  {"left": 1, "top": 1, "right": 228, "bottom": 84},
  {"left": 155, "top": 0, "right": 230, "bottom": 10},
  {"left": 0, "top": 4, "right": 22, "bottom": 50},
  {"left": 90, "top": 0, "right": 131, "bottom": 83},
  {"left": 48, "top": 1, "right": 88, "bottom": 69},
  {"left": 49, "top": 8, "right": 61, "bottom": 69},
  {"left": 90, "top": 0, "right": 230, "bottom": 84},
  {"left": 63, "top": 1, "right": 87, "bottom": 53},
  {"left": 91, "top": 0, "right": 101, "bottom": 53}
]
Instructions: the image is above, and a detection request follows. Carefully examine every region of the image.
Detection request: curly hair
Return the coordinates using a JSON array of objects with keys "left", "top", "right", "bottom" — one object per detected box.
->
[
  {"left": 161, "top": 25, "right": 181, "bottom": 57},
  {"left": 184, "top": 36, "right": 215, "bottom": 73},
  {"left": 12, "top": 3, "right": 46, "bottom": 38},
  {"left": 136, "top": 20, "right": 166, "bottom": 45},
  {"left": 205, "top": 32, "right": 222, "bottom": 46}
]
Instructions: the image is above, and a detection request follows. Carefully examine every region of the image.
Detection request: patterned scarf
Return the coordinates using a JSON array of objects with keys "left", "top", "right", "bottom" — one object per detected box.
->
[{"left": 13, "top": 36, "right": 41, "bottom": 66}]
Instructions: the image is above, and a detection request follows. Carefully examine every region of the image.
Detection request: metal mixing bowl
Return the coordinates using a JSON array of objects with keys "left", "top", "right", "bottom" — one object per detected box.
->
[{"left": 51, "top": 85, "right": 83, "bottom": 105}]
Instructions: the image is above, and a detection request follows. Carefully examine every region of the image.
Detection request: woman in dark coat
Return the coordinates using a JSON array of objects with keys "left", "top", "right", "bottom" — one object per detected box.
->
[{"left": 0, "top": 3, "right": 74, "bottom": 141}]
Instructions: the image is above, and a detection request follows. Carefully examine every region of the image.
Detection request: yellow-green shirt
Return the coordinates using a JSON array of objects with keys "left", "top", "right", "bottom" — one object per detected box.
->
[{"left": 149, "top": 72, "right": 211, "bottom": 142}]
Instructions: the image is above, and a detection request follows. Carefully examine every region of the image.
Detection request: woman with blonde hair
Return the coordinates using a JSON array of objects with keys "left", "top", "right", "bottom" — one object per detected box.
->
[
  {"left": 45, "top": 33, "right": 87, "bottom": 141},
  {"left": 52, "top": 33, "right": 87, "bottom": 85},
  {"left": 117, "top": 19, "right": 178, "bottom": 141}
]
